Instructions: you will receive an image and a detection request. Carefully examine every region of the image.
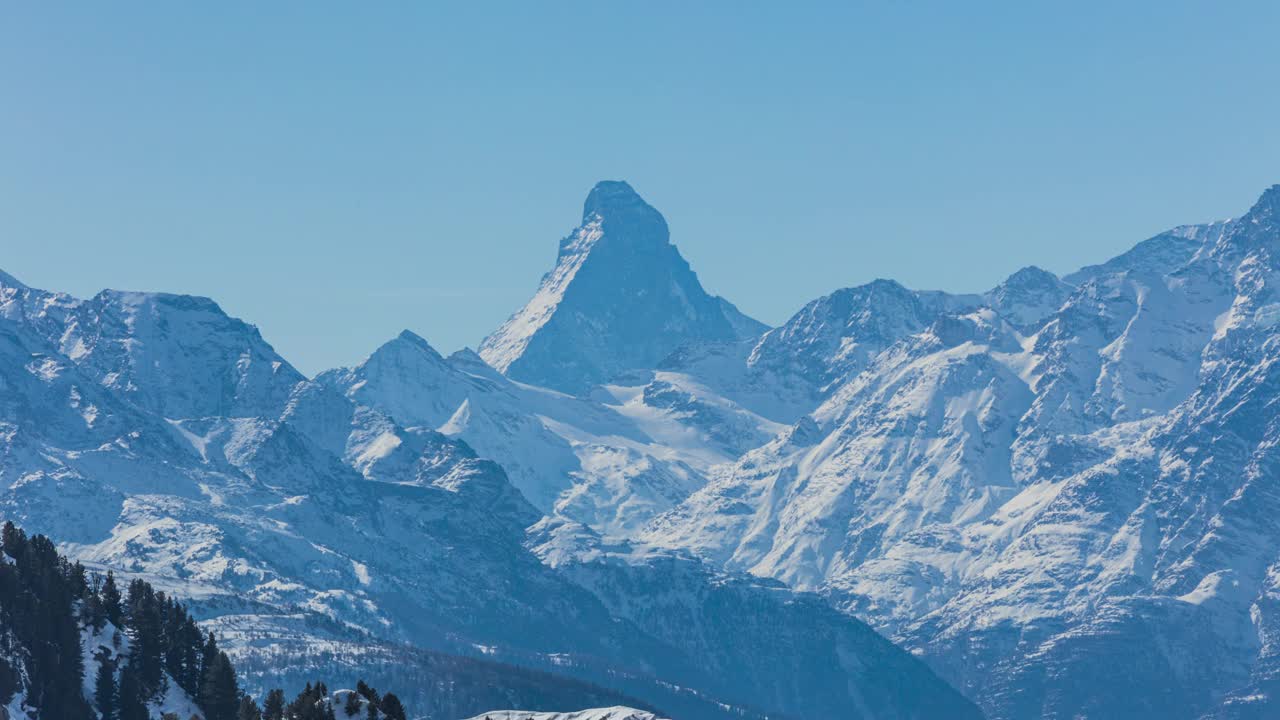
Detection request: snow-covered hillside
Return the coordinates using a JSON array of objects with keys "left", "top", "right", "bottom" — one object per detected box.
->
[
  {"left": 643, "top": 185, "right": 1280, "bottom": 719},
  {"left": 9, "top": 176, "right": 1279, "bottom": 720},
  {"left": 0, "top": 201, "right": 979, "bottom": 720}
]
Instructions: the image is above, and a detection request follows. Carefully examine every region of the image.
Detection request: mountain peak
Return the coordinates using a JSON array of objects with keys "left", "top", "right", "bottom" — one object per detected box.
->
[
  {"left": 985, "top": 265, "right": 1071, "bottom": 329},
  {"left": 480, "top": 182, "right": 763, "bottom": 394},
  {"left": 394, "top": 328, "right": 437, "bottom": 351},
  {"left": 368, "top": 329, "right": 444, "bottom": 365},
  {"left": 1246, "top": 183, "right": 1280, "bottom": 223},
  {"left": 583, "top": 180, "right": 649, "bottom": 217},
  {"left": 577, "top": 180, "right": 669, "bottom": 246},
  {"left": 1001, "top": 265, "right": 1059, "bottom": 287},
  {"left": 0, "top": 268, "right": 28, "bottom": 290}
]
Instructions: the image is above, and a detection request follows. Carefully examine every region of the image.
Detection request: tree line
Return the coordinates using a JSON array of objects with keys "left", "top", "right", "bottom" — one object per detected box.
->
[{"left": 0, "top": 522, "right": 406, "bottom": 720}]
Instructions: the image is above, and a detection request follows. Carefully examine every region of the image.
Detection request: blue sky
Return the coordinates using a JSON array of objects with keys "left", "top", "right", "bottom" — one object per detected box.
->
[{"left": 3, "top": 3, "right": 1278, "bottom": 375}]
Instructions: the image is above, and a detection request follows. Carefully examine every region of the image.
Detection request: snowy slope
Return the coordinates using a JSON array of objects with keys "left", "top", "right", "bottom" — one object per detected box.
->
[
  {"left": 320, "top": 328, "right": 780, "bottom": 537},
  {"left": 10, "top": 176, "right": 1278, "bottom": 719},
  {"left": 0, "top": 269, "right": 978, "bottom": 720},
  {"left": 646, "top": 185, "right": 1280, "bottom": 719}
]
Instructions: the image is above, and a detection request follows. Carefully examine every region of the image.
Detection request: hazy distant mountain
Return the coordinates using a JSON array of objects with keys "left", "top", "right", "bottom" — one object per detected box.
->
[
  {"left": 9, "top": 179, "right": 1280, "bottom": 719},
  {"left": 0, "top": 255, "right": 978, "bottom": 718},
  {"left": 644, "top": 185, "right": 1280, "bottom": 719},
  {"left": 480, "top": 181, "right": 765, "bottom": 395}
]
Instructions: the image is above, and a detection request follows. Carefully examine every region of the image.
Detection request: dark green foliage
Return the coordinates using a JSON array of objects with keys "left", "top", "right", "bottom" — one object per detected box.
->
[
  {"left": 83, "top": 572, "right": 107, "bottom": 631},
  {"left": 263, "top": 688, "right": 287, "bottom": 720},
  {"left": 118, "top": 663, "right": 148, "bottom": 720},
  {"left": 0, "top": 523, "right": 407, "bottom": 720},
  {"left": 101, "top": 569, "right": 124, "bottom": 626},
  {"left": 343, "top": 690, "right": 361, "bottom": 717},
  {"left": 360, "top": 682, "right": 377, "bottom": 708},
  {"left": 284, "top": 681, "right": 331, "bottom": 720},
  {"left": 238, "top": 694, "right": 263, "bottom": 720},
  {"left": 0, "top": 523, "right": 230, "bottom": 720},
  {"left": 0, "top": 522, "right": 94, "bottom": 719},
  {"left": 355, "top": 680, "right": 374, "bottom": 704},
  {"left": 96, "top": 654, "right": 118, "bottom": 720},
  {"left": 200, "top": 651, "right": 241, "bottom": 720},
  {"left": 164, "top": 603, "right": 205, "bottom": 697},
  {"left": 379, "top": 693, "right": 405, "bottom": 720},
  {"left": 0, "top": 656, "right": 18, "bottom": 706},
  {"left": 126, "top": 578, "right": 166, "bottom": 697}
]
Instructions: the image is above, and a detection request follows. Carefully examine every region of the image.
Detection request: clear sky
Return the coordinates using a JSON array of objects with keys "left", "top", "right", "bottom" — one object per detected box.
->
[{"left": 3, "top": 3, "right": 1278, "bottom": 375}]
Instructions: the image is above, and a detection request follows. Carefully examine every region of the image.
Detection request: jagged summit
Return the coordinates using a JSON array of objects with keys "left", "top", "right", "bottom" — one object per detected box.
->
[
  {"left": 985, "top": 265, "right": 1072, "bottom": 328},
  {"left": 379, "top": 328, "right": 444, "bottom": 360},
  {"left": 1233, "top": 182, "right": 1280, "bottom": 239},
  {"left": 0, "top": 267, "right": 28, "bottom": 289},
  {"left": 582, "top": 180, "right": 667, "bottom": 228},
  {"left": 997, "top": 265, "right": 1059, "bottom": 287},
  {"left": 1253, "top": 183, "right": 1280, "bottom": 216},
  {"left": 480, "top": 180, "right": 765, "bottom": 394}
]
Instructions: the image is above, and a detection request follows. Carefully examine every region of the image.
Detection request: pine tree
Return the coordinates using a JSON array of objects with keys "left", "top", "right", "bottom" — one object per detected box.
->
[
  {"left": 95, "top": 656, "right": 118, "bottom": 720},
  {"left": 378, "top": 694, "right": 405, "bottom": 720},
  {"left": 101, "top": 570, "right": 124, "bottom": 627},
  {"left": 262, "top": 689, "right": 286, "bottom": 720},
  {"left": 237, "top": 694, "right": 262, "bottom": 720},
  {"left": 126, "top": 579, "right": 165, "bottom": 697},
  {"left": 83, "top": 573, "right": 107, "bottom": 632},
  {"left": 9, "top": 532, "right": 92, "bottom": 719},
  {"left": 1, "top": 521, "right": 26, "bottom": 558},
  {"left": 70, "top": 561, "right": 90, "bottom": 598},
  {"left": 118, "top": 663, "right": 148, "bottom": 720},
  {"left": 343, "top": 691, "right": 361, "bottom": 717},
  {"left": 355, "top": 681, "right": 373, "bottom": 703},
  {"left": 199, "top": 652, "right": 240, "bottom": 720}
]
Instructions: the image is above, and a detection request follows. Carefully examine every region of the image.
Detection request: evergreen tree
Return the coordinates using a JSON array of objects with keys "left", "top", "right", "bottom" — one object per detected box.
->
[
  {"left": 237, "top": 694, "right": 263, "bottom": 720},
  {"left": 199, "top": 652, "right": 240, "bottom": 720},
  {"left": 3, "top": 529, "right": 92, "bottom": 719},
  {"left": 262, "top": 689, "right": 286, "bottom": 720},
  {"left": 70, "top": 560, "right": 90, "bottom": 598},
  {"left": 354, "top": 681, "right": 374, "bottom": 703},
  {"left": 379, "top": 694, "right": 405, "bottom": 720},
  {"left": 101, "top": 570, "right": 124, "bottom": 627},
  {"left": 95, "top": 655, "right": 118, "bottom": 720},
  {"left": 1, "top": 521, "right": 26, "bottom": 558},
  {"left": 0, "top": 524, "right": 403, "bottom": 720},
  {"left": 126, "top": 578, "right": 165, "bottom": 697},
  {"left": 118, "top": 663, "right": 148, "bottom": 720},
  {"left": 343, "top": 691, "right": 361, "bottom": 717},
  {"left": 83, "top": 572, "right": 107, "bottom": 632},
  {"left": 160, "top": 601, "right": 203, "bottom": 698}
]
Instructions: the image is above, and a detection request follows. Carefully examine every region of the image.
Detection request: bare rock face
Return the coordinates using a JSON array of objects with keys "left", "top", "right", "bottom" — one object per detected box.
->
[{"left": 480, "top": 181, "right": 764, "bottom": 395}]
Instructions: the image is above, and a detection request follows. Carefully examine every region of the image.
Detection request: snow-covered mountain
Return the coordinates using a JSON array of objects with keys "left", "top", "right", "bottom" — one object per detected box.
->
[
  {"left": 9, "top": 176, "right": 1279, "bottom": 720},
  {"left": 644, "top": 185, "right": 1280, "bottom": 719},
  {"left": 479, "top": 181, "right": 765, "bottom": 395},
  {"left": 318, "top": 328, "right": 780, "bottom": 537},
  {"left": 0, "top": 262, "right": 978, "bottom": 718}
]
